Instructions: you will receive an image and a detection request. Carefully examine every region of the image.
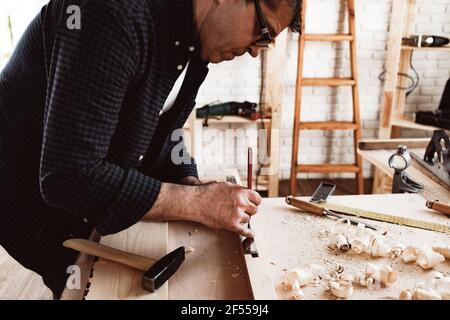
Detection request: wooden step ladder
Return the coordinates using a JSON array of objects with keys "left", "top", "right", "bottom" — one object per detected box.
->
[{"left": 290, "top": 0, "right": 364, "bottom": 195}]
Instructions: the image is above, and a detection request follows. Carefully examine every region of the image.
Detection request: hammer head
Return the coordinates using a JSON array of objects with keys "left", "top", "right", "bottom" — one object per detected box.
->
[{"left": 141, "top": 246, "right": 185, "bottom": 292}]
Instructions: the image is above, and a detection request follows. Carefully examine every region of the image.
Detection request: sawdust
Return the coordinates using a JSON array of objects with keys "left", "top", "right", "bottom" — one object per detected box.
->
[{"left": 264, "top": 206, "right": 450, "bottom": 300}]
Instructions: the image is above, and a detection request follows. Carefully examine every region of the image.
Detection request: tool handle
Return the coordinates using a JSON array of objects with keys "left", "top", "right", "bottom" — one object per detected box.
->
[
  {"left": 63, "top": 239, "right": 155, "bottom": 272},
  {"left": 426, "top": 200, "right": 450, "bottom": 217},
  {"left": 285, "top": 196, "right": 326, "bottom": 216}
]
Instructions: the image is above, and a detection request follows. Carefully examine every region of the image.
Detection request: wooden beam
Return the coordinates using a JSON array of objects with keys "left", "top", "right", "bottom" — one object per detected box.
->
[
  {"left": 378, "top": 0, "right": 409, "bottom": 138},
  {"left": 358, "top": 138, "right": 429, "bottom": 150},
  {"left": 262, "top": 30, "right": 288, "bottom": 197}
]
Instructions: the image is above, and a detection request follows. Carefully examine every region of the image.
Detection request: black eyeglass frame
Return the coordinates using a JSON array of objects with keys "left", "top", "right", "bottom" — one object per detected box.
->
[{"left": 253, "top": 0, "right": 273, "bottom": 47}]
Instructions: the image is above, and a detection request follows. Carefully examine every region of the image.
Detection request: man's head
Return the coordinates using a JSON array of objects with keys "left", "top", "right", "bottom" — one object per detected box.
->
[{"left": 194, "top": 0, "right": 301, "bottom": 63}]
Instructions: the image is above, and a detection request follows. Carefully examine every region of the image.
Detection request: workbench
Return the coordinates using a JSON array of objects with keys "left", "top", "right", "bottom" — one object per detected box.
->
[
  {"left": 358, "top": 146, "right": 450, "bottom": 203},
  {"left": 61, "top": 194, "right": 450, "bottom": 300}
]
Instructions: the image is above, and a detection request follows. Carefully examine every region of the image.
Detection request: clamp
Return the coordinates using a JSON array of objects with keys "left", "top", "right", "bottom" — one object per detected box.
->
[{"left": 388, "top": 145, "right": 423, "bottom": 194}]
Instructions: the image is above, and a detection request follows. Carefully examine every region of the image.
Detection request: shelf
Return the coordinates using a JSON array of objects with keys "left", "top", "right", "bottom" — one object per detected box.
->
[
  {"left": 391, "top": 115, "right": 442, "bottom": 132},
  {"left": 195, "top": 116, "right": 271, "bottom": 124},
  {"left": 401, "top": 45, "right": 450, "bottom": 52}
]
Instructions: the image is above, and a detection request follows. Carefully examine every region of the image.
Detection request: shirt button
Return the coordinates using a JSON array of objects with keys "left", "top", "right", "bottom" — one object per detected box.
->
[
  {"left": 83, "top": 218, "right": 88, "bottom": 223},
  {"left": 175, "top": 41, "right": 180, "bottom": 46},
  {"left": 139, "top": 155, "right": 144, "bottom": 161},
  {"left": 177, "top": 65, "right": 183, "bottom": 71},
  {"left": 188, "top": 46, "right": 195, "bottom": 52}
]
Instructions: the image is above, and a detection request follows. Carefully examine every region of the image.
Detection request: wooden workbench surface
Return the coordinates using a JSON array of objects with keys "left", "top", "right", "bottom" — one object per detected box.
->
[
  {"left": 359, "top": 148, "right": 450, "bottom": 202},
  {"left": 65, "top": 194, "right": 449, "bottom": 300},
  {"left": 251, "top": 194, "right": 450, "bottom": 300}
]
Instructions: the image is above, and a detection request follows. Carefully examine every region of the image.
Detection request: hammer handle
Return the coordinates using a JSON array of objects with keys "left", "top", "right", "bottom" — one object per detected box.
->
[
  {"left": 426, "top": 200, "right": 450, "bottom": 217},
  {"left": 63, "top": 239, "right": 155, "bottom": 272},
  {"left": 286, "top": 196, "right": 327, "bottom": 216}
]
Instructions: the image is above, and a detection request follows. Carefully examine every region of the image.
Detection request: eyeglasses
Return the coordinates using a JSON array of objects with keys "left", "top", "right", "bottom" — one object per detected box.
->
[{"left": 253, "top": 0, "right": 273, "bottom": 48}]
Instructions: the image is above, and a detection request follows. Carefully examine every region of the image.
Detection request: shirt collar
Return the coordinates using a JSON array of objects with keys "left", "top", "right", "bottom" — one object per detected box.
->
[{"left": 167, "top": 0, "right": 200, "bottom": 58}]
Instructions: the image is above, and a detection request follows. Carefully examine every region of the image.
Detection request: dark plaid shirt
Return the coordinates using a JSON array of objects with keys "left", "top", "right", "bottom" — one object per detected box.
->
[{"left": 0, "top": 0, "right": 208, "bottom": 294}]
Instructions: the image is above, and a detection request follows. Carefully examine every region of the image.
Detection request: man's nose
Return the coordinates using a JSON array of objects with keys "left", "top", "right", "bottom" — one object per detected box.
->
[{"left": 248, "top": 46, "right": 261, "bottom": 58}]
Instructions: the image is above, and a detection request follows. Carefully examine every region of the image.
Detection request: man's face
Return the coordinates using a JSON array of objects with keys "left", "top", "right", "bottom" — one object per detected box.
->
[{"left": 198, "top": 0, "right": 294, "bottom": 63}]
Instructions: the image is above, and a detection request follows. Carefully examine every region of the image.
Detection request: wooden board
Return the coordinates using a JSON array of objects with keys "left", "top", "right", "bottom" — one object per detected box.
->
[
  {"left": 0, "top": 247, "right": 52, "bottom": 300},
  {"left": 359, "top": 138, "right": 429, "bottom": 151},
  {"left": 167, "top": 221, "right": 252, "bottom": 300},
  {"left": 79, "top": 221, "right": 252, "bottom": 300},
  {"left": 85, "top": 222, "right": 168, "bottom": 300},
  {"left": 248, "top": 195, "right": 450, "bottom": 300}
]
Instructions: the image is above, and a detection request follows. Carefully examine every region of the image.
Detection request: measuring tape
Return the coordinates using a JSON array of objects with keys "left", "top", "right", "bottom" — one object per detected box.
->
[{"left": 316, "top": 202, "right": 450, "bottom": 234}]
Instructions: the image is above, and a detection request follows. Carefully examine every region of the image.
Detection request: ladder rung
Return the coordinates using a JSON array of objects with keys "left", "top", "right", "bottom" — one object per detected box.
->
[
  {"left": 297, "top": 164, "right": 360, "bottom": 173},
  {"left": 302, "top": 78, "right": 356, "bottom": 86},
  {"left": 305, "top": 34, "right": 354, "bottom": 42},
  {"left": 299, "top": 121, "right": 358, "bottom": 130}
]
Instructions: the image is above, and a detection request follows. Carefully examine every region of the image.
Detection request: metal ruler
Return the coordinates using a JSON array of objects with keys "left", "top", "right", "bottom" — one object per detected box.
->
[{"left": 316, "top": 202, "right": 450, "bottom": 234}]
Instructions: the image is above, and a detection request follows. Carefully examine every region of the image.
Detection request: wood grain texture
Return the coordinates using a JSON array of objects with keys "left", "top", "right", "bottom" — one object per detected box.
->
[
  {"left": 359, "top": 138, "right": 429, "bottom": 150},
  {"left": 0, "top": 247, "right": 52, "bottom": 300},
  {"left": 85, "top": 222, "right": 168, "bottom": 300},
  {"left": 249, "top": 195, "right": 450, "bottom": 300},
  {"left": 168, "top": 221, "right": 252, "bottom": 300},
  {"left": 378, "top": 0, "right": 408, "bottom": 138}
]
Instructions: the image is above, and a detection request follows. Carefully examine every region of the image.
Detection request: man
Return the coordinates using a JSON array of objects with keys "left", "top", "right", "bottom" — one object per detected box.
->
[{"left": 0, "top": 0, "right": 300, "bottom": 298}]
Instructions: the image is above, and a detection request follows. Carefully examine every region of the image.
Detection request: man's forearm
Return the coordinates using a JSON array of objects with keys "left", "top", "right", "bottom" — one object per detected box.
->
[
  {"left": 142, "top": 182, "right": 202, "bottom": 223},
  {"left": 142, "top": 180, "right": 262, "bottom": 238}
]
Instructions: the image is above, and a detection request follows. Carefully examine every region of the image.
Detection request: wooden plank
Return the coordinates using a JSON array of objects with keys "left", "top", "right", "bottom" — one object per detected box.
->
[
  {"left": 302, "top": 77, "right": 356, "bottom": 86},
  {"left": 262, "top": 30, "right": 288, "bottom": 197},
  {"left": 393, "top": 0, "right": 417, "bottom": 139},
  {"left": 249, "top": 195, "right": 450, "bottom": 300},
  {"left": 85, "top": 222, "right": 168, "bottom": 300},
  {"left": 401, "top": 45, "right": 450, "bottom": 52},
  {"left": 0, "top": 246, "right": 53, "bottom": 300},
  {"left": 391, "top": 115, "right": 442, "bottom": 132},
  {"left": 290, "top": 0, "right": 308, "bottom": 195},
  {"left": 167, "top": 222, "right": 252, "bottom": 300},
  {"left": 358, "top": 138, "right": 429, "bottom": 150},
  {"left": 348, "top": 0, "right": 364, "bottom": 194},
  {"left": 378, "top": 0, "right": 409, "bottom": 138}
]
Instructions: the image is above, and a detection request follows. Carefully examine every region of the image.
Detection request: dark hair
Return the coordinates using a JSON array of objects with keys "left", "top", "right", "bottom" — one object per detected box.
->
[{"left": 262, "top": 0, "right": 302, "bottom": 33}]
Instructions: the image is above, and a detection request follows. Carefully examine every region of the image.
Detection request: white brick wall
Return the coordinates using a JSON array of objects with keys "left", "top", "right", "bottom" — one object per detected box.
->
[
  {"left": 195, "top": 0, "right": 450, "bottom": 180},
  {"left": 1, "top": 0, "right": 450, "bottom": 181}
]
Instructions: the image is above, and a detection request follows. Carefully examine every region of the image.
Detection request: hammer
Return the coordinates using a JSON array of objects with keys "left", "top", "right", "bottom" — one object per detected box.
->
[{"left": 63, "top": 239, "right": 185, "bottom": 292}]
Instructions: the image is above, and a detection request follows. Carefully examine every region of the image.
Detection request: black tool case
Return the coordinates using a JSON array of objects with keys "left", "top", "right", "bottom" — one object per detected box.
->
[{"left": 416, "top": 78, "right": 450, "bottom": 130}]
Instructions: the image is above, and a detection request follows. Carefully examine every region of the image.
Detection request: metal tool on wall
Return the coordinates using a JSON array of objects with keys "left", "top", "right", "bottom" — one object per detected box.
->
[
  {"left": 411, "top": 130, "right": 450, "bottom": 188},
  {"left": 388, "top": 145, "right": 423, "bottom": 193},
  {"left": 63, "top": 239, "right": 185, "bottom": 292}
]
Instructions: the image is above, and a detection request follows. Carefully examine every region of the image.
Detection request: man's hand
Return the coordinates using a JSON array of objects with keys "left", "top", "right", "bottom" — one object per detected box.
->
[
  {"left": 196, "top": 182, "right": 261, "bottom": 238},
  {"left": 177, "top": 176, "right": 216, "bottom": 186},
  {"left": 143, "top": 181, "right": 262, "bottom": 238}
]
